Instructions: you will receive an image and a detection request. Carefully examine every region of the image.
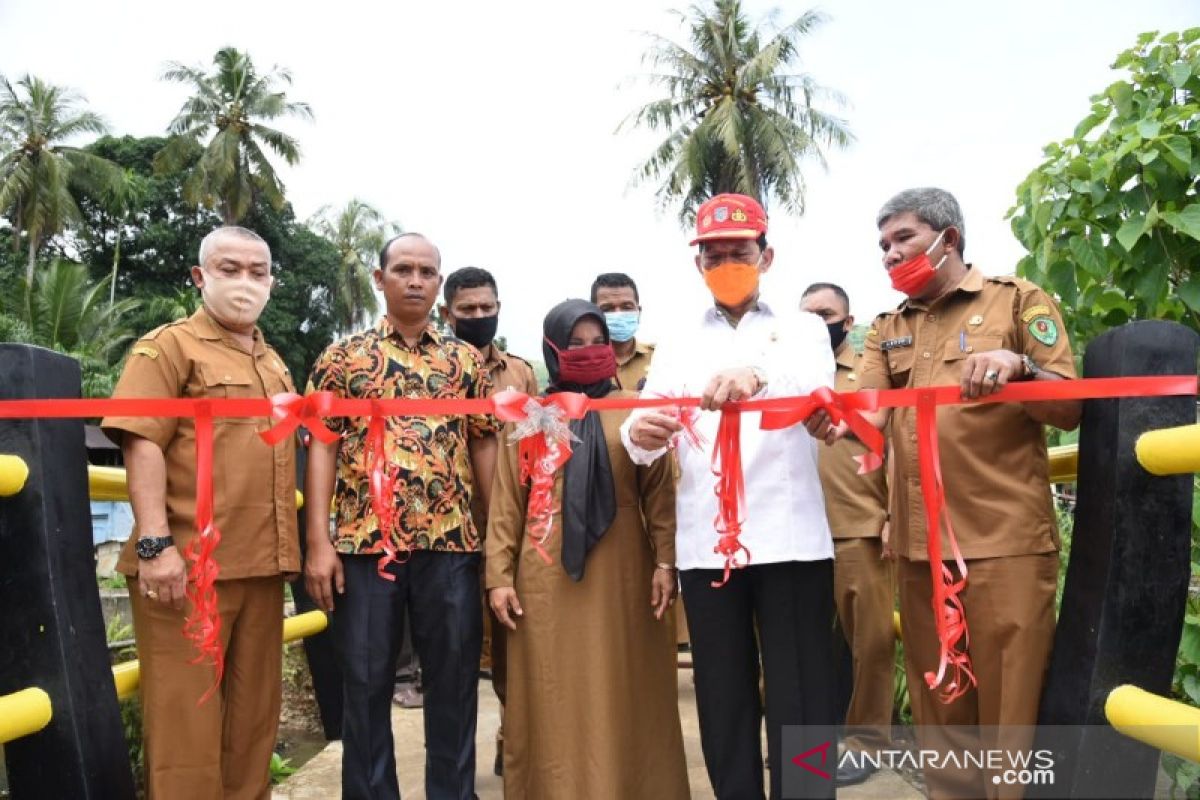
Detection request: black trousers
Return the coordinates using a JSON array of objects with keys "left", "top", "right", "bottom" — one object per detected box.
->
[
  {"left": 335, "top": 552, "right": 482, "bottom": 800},
  {"left": 682, "top": 559, "right": 836, "bottom": 800}
]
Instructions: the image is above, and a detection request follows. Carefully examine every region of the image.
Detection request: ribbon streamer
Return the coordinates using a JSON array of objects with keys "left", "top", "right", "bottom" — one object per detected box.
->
[
  {"left": 183, "top": 401, "right": 223, "bottom": 703},
  {"left": 494, "top": 390, "right": 586, "bottom": 564}
]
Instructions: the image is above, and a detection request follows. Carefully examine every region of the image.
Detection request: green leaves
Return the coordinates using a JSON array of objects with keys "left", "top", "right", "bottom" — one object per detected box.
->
[
  {"left": 1162, "top": 204, "right": 1200, "bottom": 242},
  {"left": 1068, "top": 234, "right": 1108, "bottom": 278},
  {"left": 1012, "top": 29, "right": 1200, "bottom": 354}
]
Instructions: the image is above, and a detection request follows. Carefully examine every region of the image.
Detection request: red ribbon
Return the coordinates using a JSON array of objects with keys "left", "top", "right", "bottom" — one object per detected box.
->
[
  {"left": 710, "top": 409, "right": 750, "bottom": 587},
  {"left": 259, "top": 391, "right": 339, "bottom": 446},
  {"left": 493, "top": 389, "right": 589, "bottom": 564},
  {"left": 916, "top": 390, "right": 975, "bottom": 702},
  {"left": 183, "top": 400, "right": 223, "bottom": 703},
  {"left": 2, "top": 374, "right": 1194, "bottom": 701},
  {"left": 759, "top": 385, "right": 885, "bottom": 472},
  {"left": 363, "top": 401, "right": 410, "bottom": 580}
]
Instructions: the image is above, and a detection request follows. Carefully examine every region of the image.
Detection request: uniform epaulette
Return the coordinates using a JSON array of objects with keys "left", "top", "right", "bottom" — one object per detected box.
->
[
  {"left": 140, "top": 321, "right": 181, "bottom": 341},
  {"left": 505, "top": 351, "right": 535, "bottom": 369}
]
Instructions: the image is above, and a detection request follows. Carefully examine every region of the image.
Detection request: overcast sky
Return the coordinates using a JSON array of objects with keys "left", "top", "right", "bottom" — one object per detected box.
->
[{"left": 2, "top": 0, "right": 1195, "bottom": 359}]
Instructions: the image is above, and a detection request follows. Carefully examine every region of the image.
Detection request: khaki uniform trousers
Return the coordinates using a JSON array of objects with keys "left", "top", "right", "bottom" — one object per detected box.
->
[
  {"left": 129, "top": 575, "right": 284, "bottom": 800},
  {"left": 898, "top": 553, "right": 1057, "bottom": 800},
  {"left": 834, "top": 537, "right": 896, "bottom": 753}
]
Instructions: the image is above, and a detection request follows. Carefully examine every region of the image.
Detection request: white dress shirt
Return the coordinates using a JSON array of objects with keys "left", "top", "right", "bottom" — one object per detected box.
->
[{"left": 620, "top": 299, "right": 836, "bottom": 570}]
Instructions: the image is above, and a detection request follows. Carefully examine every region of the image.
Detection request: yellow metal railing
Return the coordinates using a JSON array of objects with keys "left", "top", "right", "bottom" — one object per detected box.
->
[
  {"left": 1047, "top": 444, "right": 1078, "bottom": 484},
  {"left": 1106, "top": 684, "right": 1200, "bottom": 762},
  {"left": 111, "top": 609, "right": 328, "bottom": 700},
  {"left": 88, "top": 465, "right": 304, "bottom": 509},
  {"left": 1136, "top": 423, "right": 1200, "bottom": 477},
  {"left": 0, "top": 454, "right": 30, "bottom": 497},
  {"left": 0, "top": 687, "right": 53, "bottom": 745}
]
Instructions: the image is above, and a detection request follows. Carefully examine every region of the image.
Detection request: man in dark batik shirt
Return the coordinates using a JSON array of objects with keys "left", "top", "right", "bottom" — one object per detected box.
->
[{"left": 304, "top": 232, "right": 499, "bottom": 800}]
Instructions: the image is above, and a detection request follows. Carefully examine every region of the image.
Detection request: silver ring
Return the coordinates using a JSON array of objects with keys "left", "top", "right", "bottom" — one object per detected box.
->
[
  {"left": 146, "top": 589, "right": 158, "bottom": 599},
  {"left": 984, "top": 370, "right": 1000, "bottom": 382}
]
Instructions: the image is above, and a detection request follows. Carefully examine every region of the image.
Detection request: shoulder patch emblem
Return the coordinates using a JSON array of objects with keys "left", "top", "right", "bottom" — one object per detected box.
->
[
  {"left": 1028, "top": 316, "right": 1059, "bottom": 346},
  {"left": 867, "top": 328, "right": 878, "bottom": 338},
  {"left": 131, "top": 345, "right": 159, "bottom": 360},
  {"left": 1021, "top": 304, "right": 1052, "bottom": 323}
]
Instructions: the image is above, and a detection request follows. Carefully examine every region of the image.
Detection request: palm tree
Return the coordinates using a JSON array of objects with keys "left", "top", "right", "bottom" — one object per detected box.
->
[
  {"left": 310, "top": 199, "right": 397, "bottom": 332},
  {"left": 157, "top": 47, "right": 313, "bottom": 224},
  {"left": 0, "top": 74, "right": 124, "bottom": 283},
  {"left": 17, "top": 259, "right": 139, "bottom": 364},
  {"left": 100, "top": 167, "right": 148, "bottom": 305},
  {"left": 623, "top": 1, "right": 852, "bottom": 223}
]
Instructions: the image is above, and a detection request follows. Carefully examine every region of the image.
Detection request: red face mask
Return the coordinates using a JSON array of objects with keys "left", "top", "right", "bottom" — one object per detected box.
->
[
  {"left": 888, "top": 230, "right": 948, "bottom": 297},
  {"left": 544, "top": 337, "right": 617, "bottom": 385}
]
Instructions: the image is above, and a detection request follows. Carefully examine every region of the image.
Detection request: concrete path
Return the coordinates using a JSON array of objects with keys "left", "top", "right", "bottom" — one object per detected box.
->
[{"left": 274, "top": 669, "right": 922, "bottom": 799}]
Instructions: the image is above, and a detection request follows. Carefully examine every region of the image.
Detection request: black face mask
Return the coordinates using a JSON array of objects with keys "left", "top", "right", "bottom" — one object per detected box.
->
[
  {"left": 454, "top": 314, "right": 499, "bottom": 349},
  {"left": 826, "top": 319, "right": 849, "bottom": 351}
]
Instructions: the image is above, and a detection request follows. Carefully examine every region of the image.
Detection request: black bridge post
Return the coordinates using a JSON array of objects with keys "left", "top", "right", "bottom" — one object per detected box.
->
[
  {"left": 1036, "top": 320, "right": 1198, "bottom": 799},
  {"left": 0, "top": 344, "right": 135, "bottom": 798}
]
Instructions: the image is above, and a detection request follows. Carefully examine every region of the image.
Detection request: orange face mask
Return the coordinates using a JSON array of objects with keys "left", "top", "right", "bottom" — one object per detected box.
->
[{"left": 703, "top": 260, "right": 761, "bottom": 307}]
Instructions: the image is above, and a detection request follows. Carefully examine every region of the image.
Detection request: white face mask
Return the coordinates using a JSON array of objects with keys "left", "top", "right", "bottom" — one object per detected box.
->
[{"left": 199, "top": 268, "right": 272, "bottom": 329}]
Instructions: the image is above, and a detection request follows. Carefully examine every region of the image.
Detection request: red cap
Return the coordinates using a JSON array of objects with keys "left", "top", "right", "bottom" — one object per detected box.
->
[{"left": 689, "top": 193, "right": 769, "bottom": 246}]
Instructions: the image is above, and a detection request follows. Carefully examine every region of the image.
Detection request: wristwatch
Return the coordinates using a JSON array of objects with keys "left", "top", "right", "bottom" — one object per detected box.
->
[
  {"left": 135, "top": 535, "right": 175, "bottom": 560},
  {"left": 1021, "top": 354, "right": 1041, "bottom": 379}
]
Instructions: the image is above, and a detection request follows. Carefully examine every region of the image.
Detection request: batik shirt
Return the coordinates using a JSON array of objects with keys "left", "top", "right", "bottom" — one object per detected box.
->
[{"left": 307, "top": 318, "right": 500, "bottom": 554}]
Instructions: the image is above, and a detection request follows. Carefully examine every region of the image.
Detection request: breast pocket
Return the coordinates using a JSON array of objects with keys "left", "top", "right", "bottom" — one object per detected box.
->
[
  {"left": 941, "top": 335, "right": 1005, "bottom": 381},
  {"left": 199, "top": 365, "right": 259, "bottom": 424},
  {"left": 886, "top": 348, "right": 916, "bottom": 387}
]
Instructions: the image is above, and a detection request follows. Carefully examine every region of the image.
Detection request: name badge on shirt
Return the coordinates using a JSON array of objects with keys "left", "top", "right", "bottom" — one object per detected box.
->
[{"left": 881, "top": 336, "right": 913, "bottom": 352}]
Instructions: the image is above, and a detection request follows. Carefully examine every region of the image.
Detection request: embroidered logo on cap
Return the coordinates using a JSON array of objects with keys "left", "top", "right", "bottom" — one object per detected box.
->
[
  {"left": 731, "top": 208, "right": 748, "bottom": 223},
  {"left": 714, "top": 206, "right": 729, "bottom": 223}
]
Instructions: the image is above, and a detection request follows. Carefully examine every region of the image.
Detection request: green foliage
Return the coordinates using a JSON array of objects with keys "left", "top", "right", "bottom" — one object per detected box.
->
[
  {"left": 157, "top": 47, "right": 313, "bottom": 225},
  {"left": 0, "top": 74, "right": 124, "bottom": 282},
  {"left": 269, "top": 752, "right": 297, "bottom": 784},
  {"left": 0, "top": 260, "right": 139, "bottom": 396},
  {"left": 1009, "top": 29, "right": 1200, "bottom": 350},
  {"left": 120, "top": 697, "right": 145, "bottom": 796},
  {"left": 623, "top": 0, "right": 852, "bottom": 223}
]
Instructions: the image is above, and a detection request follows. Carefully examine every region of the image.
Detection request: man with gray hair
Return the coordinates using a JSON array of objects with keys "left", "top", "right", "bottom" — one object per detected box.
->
[
  {"left": 102, "top": 225, "right": 300, "bottom": 797},
  {"left": 808, "top": 187, "right": 1081, "bottom": 796}
]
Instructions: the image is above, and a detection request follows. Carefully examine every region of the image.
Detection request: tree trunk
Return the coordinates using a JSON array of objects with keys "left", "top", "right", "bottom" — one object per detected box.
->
[
  {"left": 25, "top": 233, "right": 37, "bottom": 287},
  {"left": 108, "top": 232, "right": 121, "bottom": 307}
]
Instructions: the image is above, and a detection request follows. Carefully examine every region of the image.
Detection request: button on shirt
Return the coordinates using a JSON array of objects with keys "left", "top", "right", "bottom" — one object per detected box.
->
[
  {"left": 621, "top": 300, "right": 835, "bottom": 570},
  {"left": 102, "top": 308, "right": 300, "bottom": 579}
]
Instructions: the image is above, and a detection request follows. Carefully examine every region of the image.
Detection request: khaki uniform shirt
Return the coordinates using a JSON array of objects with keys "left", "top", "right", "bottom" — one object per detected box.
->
[
  {"left": 818, "top": 342, "right": 889, "bottom": 539},
  {"left": 617, "top": 340, "right": 655, "bottom": 392},
  {"left": 858, "top": 266, "right": 1077, "bottom": 561},
  {"left": 473, "top": 345, "right": 540, "bottom": 533},
  {"left": 102, "top": 308, "right": 300, "bottom": 579}
]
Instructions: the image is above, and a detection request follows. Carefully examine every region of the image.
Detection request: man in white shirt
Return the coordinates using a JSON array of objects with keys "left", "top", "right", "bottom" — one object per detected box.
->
[{"left": 622, "top": 193, "right": 837, "bottom": 799}]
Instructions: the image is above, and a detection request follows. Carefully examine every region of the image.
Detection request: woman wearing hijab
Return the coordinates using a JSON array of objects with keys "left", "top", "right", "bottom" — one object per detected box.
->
[{"left": 486, "top": 299, "right": 689, "bottom": 799}]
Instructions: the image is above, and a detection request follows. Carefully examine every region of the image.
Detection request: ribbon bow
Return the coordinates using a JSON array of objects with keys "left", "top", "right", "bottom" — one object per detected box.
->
[
  {"left": 493, "top": 389, "right": 588, "bottom": 564},
  {"left": 760, "top": 386, "right": 885, "bottom": 473},
  {"left": 259, "top": 391, "right": 339, "bottom": 446}
]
